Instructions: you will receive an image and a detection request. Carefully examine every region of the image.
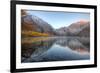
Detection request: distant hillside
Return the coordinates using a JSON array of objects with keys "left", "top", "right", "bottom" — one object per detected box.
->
[{"left": 56, "top": 20, "right": 90, "bottom": 37}]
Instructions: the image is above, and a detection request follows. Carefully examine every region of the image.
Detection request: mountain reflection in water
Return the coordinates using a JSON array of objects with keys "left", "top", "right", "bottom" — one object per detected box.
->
[{"left": 21, "top": 37, "right": 90, "bottom": 63}]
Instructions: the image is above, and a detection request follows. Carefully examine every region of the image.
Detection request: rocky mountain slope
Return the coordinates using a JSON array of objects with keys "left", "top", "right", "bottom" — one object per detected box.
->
[
  {"left": 56, "top": 20, "right": 90, "bottom": 37},
  {"left": 21, "top": 10, "right": 55, "bottom": 37}
]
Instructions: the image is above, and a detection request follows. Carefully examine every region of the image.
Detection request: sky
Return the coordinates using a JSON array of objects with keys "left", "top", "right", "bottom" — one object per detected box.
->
[{"left": 26, "top": 10, "right": 90, "bottom": 29}]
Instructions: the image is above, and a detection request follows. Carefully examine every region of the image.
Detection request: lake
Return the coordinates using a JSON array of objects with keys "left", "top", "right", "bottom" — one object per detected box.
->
[{"left": 21, "top": 37, "right": 90, "bottom": 63}]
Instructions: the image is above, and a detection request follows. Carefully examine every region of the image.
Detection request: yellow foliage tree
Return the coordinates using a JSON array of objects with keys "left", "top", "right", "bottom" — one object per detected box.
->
[{"left": 22, "top": 31, "right": 49, "bottom": 37}]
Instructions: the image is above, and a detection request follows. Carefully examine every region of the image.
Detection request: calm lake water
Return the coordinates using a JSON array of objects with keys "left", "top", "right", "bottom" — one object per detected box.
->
[{"left": 21, "top": 37, "right": 90, "bottom": 63}]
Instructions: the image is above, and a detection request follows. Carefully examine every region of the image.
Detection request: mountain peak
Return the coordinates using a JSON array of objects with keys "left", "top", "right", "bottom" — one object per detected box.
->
[{"left": 77, "top": 19, "right": 89, "bottom": 24}]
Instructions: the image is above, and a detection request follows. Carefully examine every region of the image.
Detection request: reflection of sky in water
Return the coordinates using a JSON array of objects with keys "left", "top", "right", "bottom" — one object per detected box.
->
[
  {"left": 37, "top": 44, "right": 90, "bottom": 61},
  {"left": 21, "top": 37, "right": 90, "bottom": 63}
]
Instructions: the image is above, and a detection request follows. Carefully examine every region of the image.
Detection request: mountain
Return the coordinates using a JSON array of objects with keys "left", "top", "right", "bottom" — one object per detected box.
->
[
  {"left": 21, "top": 10, "right": 90, "bottom": 37},
  {"left": 56, "top": 20, "right": 90, "bottom": 37},
  {"left": 67, "top": 20, "right": 90, "bottom": 36},
  {"left": 77, "top": 23, "right": 90, "bottom": 37},
  {"left": 21, "top": 10, "right": 55, "bottom": 37}
]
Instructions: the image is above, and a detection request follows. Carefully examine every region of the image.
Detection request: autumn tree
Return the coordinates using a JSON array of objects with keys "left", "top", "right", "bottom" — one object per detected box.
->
[{"left": 21, "top": 10, "right": 27, "bottom": 16}]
